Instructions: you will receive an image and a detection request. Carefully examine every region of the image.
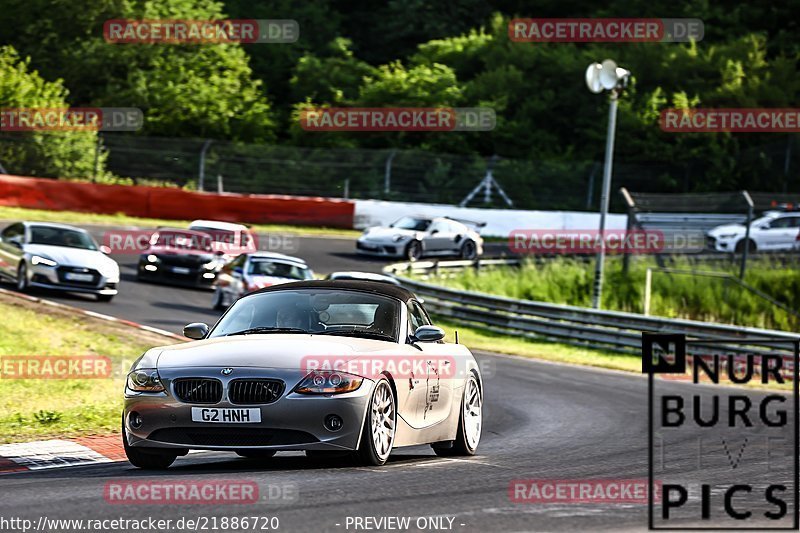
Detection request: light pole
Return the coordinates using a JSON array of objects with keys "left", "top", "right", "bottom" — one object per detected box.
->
[{"left": 586, "top": 60, "right": 630, "bottom": 309}]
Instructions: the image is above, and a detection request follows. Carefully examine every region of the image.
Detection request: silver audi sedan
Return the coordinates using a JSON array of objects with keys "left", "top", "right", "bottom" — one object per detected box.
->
[
  {"left": 0, "top": 221, "right": 120, "bottom": 301},
  {"left": 123, "top": 280, "right": 483, "bottom": 468}
]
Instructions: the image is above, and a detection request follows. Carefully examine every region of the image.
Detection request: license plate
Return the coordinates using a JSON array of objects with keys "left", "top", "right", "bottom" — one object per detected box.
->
[
  {"left": 191, "top": 407, "right": 261, "bottom": 424},
  {"left": 64, "top": 272, "right": 93, "bottom": 282},
  {"left": 171, "top": 266, "right": 191, "bottom": 274}
]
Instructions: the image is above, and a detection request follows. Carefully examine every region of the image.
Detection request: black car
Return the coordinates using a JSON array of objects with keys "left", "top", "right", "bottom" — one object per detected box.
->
[{"left": 136, "top": 228, "right": 224, "bottom": 288}]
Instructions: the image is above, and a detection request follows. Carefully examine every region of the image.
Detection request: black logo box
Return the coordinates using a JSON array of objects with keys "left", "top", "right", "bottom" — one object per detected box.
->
[{"left": 643, "top": 333, "right": 799, "bottom": 530}]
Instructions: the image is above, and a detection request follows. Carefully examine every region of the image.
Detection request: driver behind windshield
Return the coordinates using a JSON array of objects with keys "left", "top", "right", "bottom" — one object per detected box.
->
[{"left": 275, "top": 302, "right": 318, "bottom": 331}]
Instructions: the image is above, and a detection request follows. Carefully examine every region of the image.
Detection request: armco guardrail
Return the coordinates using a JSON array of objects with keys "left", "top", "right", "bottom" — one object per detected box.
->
[{"left": 384, "top": 259, "right": 800, "bottom": 359}]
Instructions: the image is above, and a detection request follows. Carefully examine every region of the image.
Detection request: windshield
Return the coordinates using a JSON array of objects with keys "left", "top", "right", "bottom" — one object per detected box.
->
[
  {"left": 152, "top": 231, "right": 213, "bottom": 252},
  {"left": 750, "top": 216, "right": 775, "bottom": 227},
  {"left": 29, "top": 226, "right": 97, "bottom": 250},
  {"left": 390, "top": 217, "right": 431, "bottom": 231},
  {"left": 210, "top": 289, "right": 400, "bottom": 341},
  {"left": 247, "top": 259, "right": 312, "bottom": 280}
]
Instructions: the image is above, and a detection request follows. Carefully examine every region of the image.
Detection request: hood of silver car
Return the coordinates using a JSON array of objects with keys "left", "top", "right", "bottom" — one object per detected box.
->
[
  {"left": 24, "top": 244, "right": 119, "bottom": 273},
  {"left": 156, "top": 334, "right": 397, "bottom": 369},
  {"left": 362, "top": 227, "right": 417, "bottom": 241}
]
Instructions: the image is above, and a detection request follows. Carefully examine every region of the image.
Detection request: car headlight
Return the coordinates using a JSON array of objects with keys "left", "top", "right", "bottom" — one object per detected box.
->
[
  {"left": 718, "top": 233, "right": 737, "bottom": 239},
  {"left": 126, "top": 369, "right": 164, "bottom": 392},
  {"left": 146, "top": 254, "right": 159, "bottom": 263},
  {"left": 294, "top": 370, "right": 363, "bottom": 395},
  {"left": 202, "top": 260, "right": 221, "bottom": 270},
  {"left": 31, "top": 255, "right": 57, "bottom": 267}
]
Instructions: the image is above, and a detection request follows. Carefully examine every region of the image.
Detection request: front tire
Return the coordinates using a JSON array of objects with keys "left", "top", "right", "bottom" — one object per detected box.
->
[
  {"left": 355, "top": 378, "right": 396, "bottom": 466},
  {"left": 16, "top": 262, "right": 28, "bottom": 292},
  {"left": 433, "top": 373, "right": 482, "bottom": 457},
  {"left": 212, "top": 288, "right": 226, "bottom": 310},
  {"left": 405, "top": 241, "right": 423, "bottom": 262},
  {"left": 96, "top": 294, "right": 114, "bottom": 302},
  {"left": 122, "top": 424, "right": 177, "bottom": 469},
  {"left": 735, "top": 239, "right": 757, "bottom": 254}
]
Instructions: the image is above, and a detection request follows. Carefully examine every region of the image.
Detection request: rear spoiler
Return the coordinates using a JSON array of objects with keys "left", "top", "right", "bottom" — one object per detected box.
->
[{"left": 443, "top": 216, "right": 487, "bottom": 229}]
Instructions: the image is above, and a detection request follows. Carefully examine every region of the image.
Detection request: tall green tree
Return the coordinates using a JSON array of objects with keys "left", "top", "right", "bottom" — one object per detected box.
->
[{"left": 0, "top": 46, "right": 102, "bottom": 179}]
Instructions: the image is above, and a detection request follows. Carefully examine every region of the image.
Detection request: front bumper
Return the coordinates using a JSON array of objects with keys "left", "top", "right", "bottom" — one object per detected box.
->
[
  {"left": 137, "top": 261, "right": 217, "bottom": 287},
  {"left": 356, "top": 239, "right": 404, "bottom": 257},
  {"left": 29, "top": 264, "right": 118, "bottom": 295},
  {"left": 124, "top": 366, "right": 373, "bottom": 452},
  {"left": 706, "top": 235, "right": 737, "bottom": 252}
]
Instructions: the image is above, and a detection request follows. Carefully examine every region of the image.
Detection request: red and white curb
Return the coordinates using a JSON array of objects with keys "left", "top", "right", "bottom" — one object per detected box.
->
[
  {"left": 0, "top": 289, "right": 184, "bottom": 473},
  {"left": 0, "top": 287, "right": 184, "bottom": 340},
  {"left": 0, "top": 435, "right": 125, "bottom": 473}
]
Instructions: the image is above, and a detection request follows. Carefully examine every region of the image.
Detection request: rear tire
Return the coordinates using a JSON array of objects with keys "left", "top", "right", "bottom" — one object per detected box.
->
[
  {"left": 355, "top": 378, "right": 396, "bottom": 466},
  {"left": 122, "top": 424, "right": 177, "bottom": 470},
  {"left": 432, "top": 373, "right": 482, "bottom": 457},
  {"left": 460, "top": 240, "right": 477, "bottom": 260}
]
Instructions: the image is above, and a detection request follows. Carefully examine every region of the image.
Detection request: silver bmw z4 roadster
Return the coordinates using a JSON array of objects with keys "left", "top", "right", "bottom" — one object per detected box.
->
[{"left": 122, "top": 280, "right": 483, "bottom": 468}]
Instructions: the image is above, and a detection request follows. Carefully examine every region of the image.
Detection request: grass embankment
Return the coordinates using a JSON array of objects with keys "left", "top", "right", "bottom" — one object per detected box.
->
[
  {"left": 0, "top": 205, "right": 361, "bottom": 238},
  {"left": 0, "top": 293, "right": 179, "bottom": 443},
  {"left": 422, "top": 256, "right": 800, "bottom": 331}
]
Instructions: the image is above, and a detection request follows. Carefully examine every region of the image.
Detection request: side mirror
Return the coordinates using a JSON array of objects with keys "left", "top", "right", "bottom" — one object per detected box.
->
[
  {"left": 99, "top": 245, "right": 112, "bottom": 254},
  {"left": 8, "top": 237, "right": 22, "bottom": 249},
  {"left": 430, "top": 229, "right": 439, "bottom": 235},
  {"left": 411, "top": 325, "right": 445, "bottom": 343},
  {"left": 233, "top": 266, "right": 244, "bottom": 277},
  {"left": 183, "top": 322, "right": 209, "bottom": 340}
]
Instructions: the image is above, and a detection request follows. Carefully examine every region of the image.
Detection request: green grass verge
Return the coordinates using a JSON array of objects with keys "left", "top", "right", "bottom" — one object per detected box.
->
[
  {"left": 0, "top": 205, "right": 361, "bottom": 238},
  {"left": 0, "top": 293, "right": 178, "bottom": 443}
]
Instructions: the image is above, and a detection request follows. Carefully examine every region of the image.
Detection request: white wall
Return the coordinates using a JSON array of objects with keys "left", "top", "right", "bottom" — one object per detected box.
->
[{"left": 353, "top": 200, "right": 628, "bottom": 237}]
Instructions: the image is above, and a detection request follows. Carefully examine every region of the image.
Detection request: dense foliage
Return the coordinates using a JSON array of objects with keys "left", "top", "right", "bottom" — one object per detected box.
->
[{"left": 0, "top": 0, "right": 798, "bottom": 200}]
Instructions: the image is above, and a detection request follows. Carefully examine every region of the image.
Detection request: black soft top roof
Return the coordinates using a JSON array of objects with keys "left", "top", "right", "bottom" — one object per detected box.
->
[{"left": 249, "top": 279, "right": 415, "bottom": 301}]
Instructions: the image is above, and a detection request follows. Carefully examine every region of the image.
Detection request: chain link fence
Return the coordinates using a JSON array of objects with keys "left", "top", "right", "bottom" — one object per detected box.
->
[{"left": 0, "top": 132, "right": 797, "bottom": 211}]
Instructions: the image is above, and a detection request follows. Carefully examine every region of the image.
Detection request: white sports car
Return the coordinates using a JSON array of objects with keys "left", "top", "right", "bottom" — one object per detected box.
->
[
  {"left": 357, "top": 216, "right": 484, "bottom": 261},
  {"left": 123, "top": 280, "right": 483, "bottom": 468},
  {"left": 706, "top": 211, "right": 800, "bottom": 253},
  {"left": 0, "top": 221, "right": 120, "bottom": 301}
]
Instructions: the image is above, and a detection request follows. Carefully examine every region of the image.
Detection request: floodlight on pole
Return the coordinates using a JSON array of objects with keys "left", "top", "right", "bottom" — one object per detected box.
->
[{"left": 586, "top": 59, "right": 630, "bottom": 310}]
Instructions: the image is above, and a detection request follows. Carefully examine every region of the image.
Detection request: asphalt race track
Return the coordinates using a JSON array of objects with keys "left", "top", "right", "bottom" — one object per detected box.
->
[
  {"left": 1, "top": 356, "right": 794, "bottom": 531},
  {"left": 1, "top": 226, "right": 795, "bottom": 531},
  {"left": 22, "top": 231, "right": 392, "bottom": 332}
]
